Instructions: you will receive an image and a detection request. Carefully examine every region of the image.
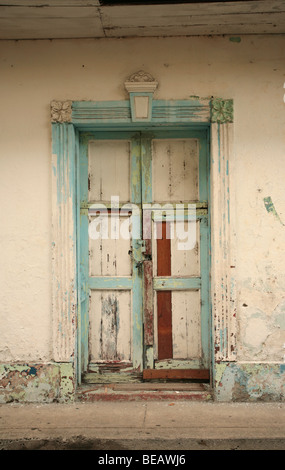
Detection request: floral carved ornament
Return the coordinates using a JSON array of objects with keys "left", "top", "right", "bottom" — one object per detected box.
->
[{"left": 51, "top": 100, "right": 72, "bottom": 123}]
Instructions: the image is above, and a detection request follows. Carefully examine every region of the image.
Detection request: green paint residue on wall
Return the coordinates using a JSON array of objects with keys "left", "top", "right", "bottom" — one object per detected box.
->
[
  {"left": 215, "top": 363, "right": 284, "bottom": 402},
  {"left": 214, "top": 363, "right": 227, "bottom": 386},
  {"left": 59, "top": 363, "right": 75, "bottom": 403},
  {"left": 263, "top": 196, "right": 285, "bottom": 226},
  {"left": 0, "top": 363, "right": 75, "bottom": 404},
  {"left": 229, "top": 37, "right": 241, "bottom": 43}
]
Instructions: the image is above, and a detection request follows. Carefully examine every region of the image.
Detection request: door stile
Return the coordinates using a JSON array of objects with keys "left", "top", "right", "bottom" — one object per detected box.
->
[
  {"left": 78, "top": 134, "right": 89, "bottom": 376},
  {"left": 141, "top": 135, "right": 154, "bottom": 370},
  {"left": 200, "top": 217, "right": 210, "bottom": 368},
  {"left": 143, "top": 235, "right": 154, "bottom": 369},
  {"left": 76, "top": 129, "right": 83, "bottom": 383},
  {"left": 130, "top": 135, "right": 144, "bottom": 373},
  {"left": 199, "top": 134, "right": 211, "bottom": 369}
]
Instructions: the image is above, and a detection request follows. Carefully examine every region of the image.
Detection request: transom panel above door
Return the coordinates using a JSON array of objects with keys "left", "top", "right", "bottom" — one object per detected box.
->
[{"left": 78, "top": 129, "right": 210, "bottom": 384}]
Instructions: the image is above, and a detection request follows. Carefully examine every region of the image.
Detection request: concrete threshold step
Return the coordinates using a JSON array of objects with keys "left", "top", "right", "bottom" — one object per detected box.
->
[{"left": 76, "top": 382, "right": 212, "bottom": 402}]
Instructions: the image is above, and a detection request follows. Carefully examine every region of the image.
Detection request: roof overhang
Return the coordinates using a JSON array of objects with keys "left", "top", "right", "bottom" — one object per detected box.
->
[{"left": 0, "top": 1, "right": 285, "bottom": 40}]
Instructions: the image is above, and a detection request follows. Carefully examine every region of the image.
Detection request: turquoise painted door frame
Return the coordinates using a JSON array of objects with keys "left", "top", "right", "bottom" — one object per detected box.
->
[{"left": 77, "top": 128, "right": 210, "bottom": 383}]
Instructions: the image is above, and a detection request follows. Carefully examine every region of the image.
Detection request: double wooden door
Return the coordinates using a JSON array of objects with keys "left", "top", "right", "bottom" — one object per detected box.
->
[{"left": 78, "top": 129, "right": 210, "bottom": 383}]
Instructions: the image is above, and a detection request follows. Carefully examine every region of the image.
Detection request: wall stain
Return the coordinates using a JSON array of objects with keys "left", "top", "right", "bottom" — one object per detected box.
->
[
  {"left": 264, "top": 196, "right": 285, "bottom": 226},
  {"left": 229, "top": 37, "right": 241, "bottom": 43}
]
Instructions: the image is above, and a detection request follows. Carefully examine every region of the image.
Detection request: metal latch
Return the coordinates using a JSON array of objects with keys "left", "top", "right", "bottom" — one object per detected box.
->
[{"left": 128, "top": 240, "right": 152, "bottom": 271}]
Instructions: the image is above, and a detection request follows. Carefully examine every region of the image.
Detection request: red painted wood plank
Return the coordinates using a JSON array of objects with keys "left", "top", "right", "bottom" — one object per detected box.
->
[
  {"left": 157, "top": 291, "right": 172, "bottom": 360},
  {"left": 143, "top": 369, "right": 210, "bottom": 381},
  {"left": 144, "top": 257, "right": 154, "bottom": 346},
  {"left": 157, "top": 221, "right": 171, "bottom": 276},
  {"left": 157, "top": 221, "right": 172, "bottom": 360}
]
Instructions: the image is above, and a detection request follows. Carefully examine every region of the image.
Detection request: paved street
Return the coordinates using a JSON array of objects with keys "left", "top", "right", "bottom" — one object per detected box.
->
[{"left": 0, "top": 401, "right": 284, "bottom": 450}]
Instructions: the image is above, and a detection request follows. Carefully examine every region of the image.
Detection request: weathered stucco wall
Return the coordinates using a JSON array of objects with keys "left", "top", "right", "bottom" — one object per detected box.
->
[{"left": 0, "top": 35, "right": 284, "bottom": 401}]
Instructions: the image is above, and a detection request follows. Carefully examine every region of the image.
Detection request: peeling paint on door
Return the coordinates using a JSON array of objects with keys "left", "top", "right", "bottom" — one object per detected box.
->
[{"left": 100, "top": 294, "right": 119, "bottom": 361}]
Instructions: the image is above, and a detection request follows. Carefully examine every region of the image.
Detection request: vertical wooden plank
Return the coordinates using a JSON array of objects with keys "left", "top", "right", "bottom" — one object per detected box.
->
[
  {"left": 200, "top": 217, "right": 210, "bottom": 367},
  {"left": 157, "top": 221, "right": 173, "bottom": 360},
  {"left": 141, "top": 135, "right": 152, "bottom": 205},
  {"left": 157, "top": 291, "right": 172, "bottom": 360},
  {"left": 131, "top": 134, "right": 141, "bottom": 205},
  {"left": 141, "top": 135, "right": 154, "bottom": 368},
  {"left": 199, "top": 133, "right": 209, "bottom": 202},
  {"left": 144, "top": 237, "right": 153, "bottom": 346},
  {"left": 157, "top": 221, "right": 171, "bottom": 276},
  {"left": 199, "top": 131, "right": 210, "bottom": 368},
  {"left": 79, "top": 135, "right": 89, "bottom": 373},
  {"left": 76, "top": 128, "right": 84, "bottom": 383},
  {"left": 130, "top": 136, "right": 143, "bottom": 371}
]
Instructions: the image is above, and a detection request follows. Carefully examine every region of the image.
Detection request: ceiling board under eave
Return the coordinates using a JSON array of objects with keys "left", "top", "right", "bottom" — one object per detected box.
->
[
  {"left": 0, "top": 6, "right": 105, "bottom": 39},
  {"left": 0, "top": 1, "right": 285, "bottom": 39},
  {"left": 100, "top": 4, "right": 285, "bottom": 36}
]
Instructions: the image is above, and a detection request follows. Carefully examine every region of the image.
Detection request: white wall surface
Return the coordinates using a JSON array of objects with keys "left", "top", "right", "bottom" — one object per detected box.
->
[{"left": 0, "top": 35, "right": 284, "bottom": 362}]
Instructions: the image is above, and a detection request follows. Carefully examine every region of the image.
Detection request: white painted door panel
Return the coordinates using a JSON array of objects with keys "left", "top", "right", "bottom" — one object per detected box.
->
[
  {"left": 89, "top": 214, "right": 132, "bottom": 277},
  {"left": 89, "top": 290, "right": 132, "bottom": 363},
  {"left": 152, "top": 139, "right": 199, "bottom": 202},
  {"left": 89, "top": 140, "right": 131, "bottom": 202}
]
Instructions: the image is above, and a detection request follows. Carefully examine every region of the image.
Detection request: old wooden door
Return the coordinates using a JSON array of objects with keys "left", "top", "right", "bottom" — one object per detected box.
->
[
  {"left": 141, "top": 130, "right": 210, "bottom": 381},
  {"left": 79, "top": 129, "right": 210, "bottom": 384}
]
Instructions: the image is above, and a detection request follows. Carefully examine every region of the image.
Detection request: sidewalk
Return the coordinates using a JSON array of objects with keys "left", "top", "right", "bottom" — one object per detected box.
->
[{"left": 0, "top": 401, "right": 284, "bottom": 450}]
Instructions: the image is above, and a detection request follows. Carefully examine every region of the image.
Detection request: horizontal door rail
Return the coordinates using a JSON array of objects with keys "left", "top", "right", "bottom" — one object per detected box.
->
[
  {"left": 89, "top": 276, "right": 133, "bottom": 290},
  {"left": 81, "top": 202, "right": 142, "bottom": 210},
  {"left": 152, "top": 210, "right": 207, "bottom": 221},
  {"left": 153, "top": 277, "right": 201, "bottom": 290},
  {"left": 81, "top": 201, "right": 207, "bottom": 209}
]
